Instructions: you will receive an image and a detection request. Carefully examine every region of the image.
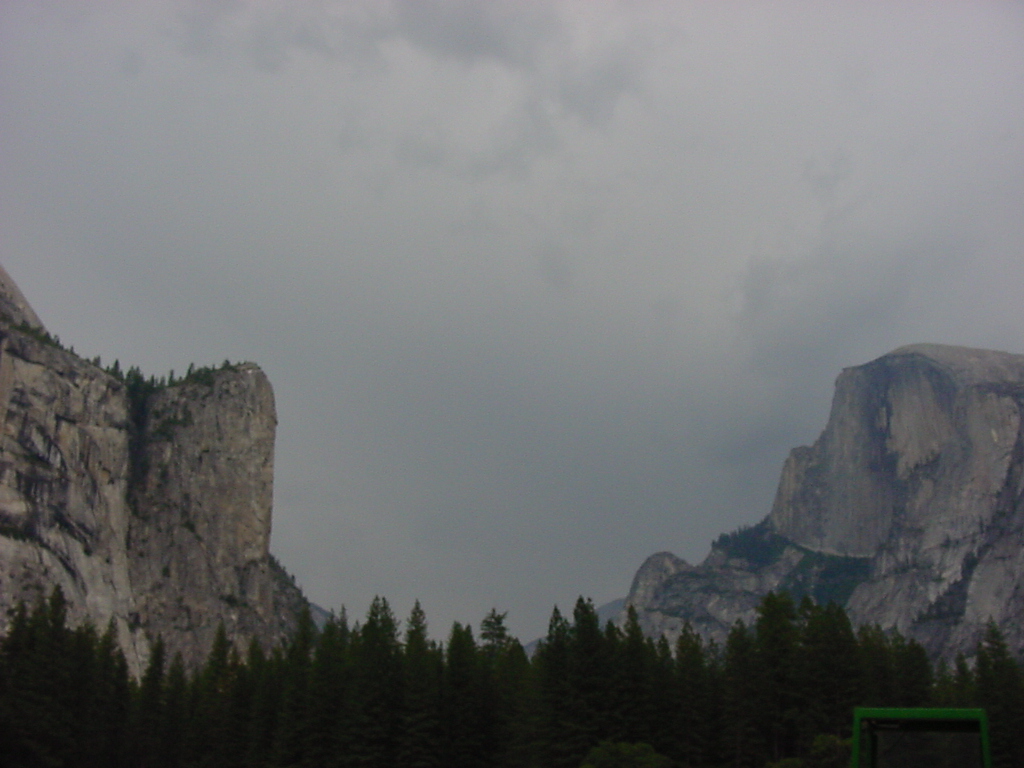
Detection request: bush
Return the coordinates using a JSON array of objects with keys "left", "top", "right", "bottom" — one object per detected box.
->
[{"left": 580, "top": 741, "right": 673, "bottom": 768}]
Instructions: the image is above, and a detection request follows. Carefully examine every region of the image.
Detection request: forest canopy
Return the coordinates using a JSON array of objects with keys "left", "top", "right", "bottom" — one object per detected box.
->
[{"left": 1, "top": 589, "right": 1022, "bottom": 768}]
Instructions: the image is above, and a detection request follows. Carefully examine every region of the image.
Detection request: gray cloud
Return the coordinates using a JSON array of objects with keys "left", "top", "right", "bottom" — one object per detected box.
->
[
  {"left": 2, "top": 0, "right": 1023, "bottom": 641},
  {"left": 392, "top": 0, "right": 559, "bottom": 68}
]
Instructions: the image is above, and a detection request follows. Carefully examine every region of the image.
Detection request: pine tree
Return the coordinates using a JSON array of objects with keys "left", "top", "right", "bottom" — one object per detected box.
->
[
  {"left": 480, "top": 610, "right": 532, "bottom": 768},
  {"left": 647, "top": 635, "right": 677, "bottom": 758},
  {"left": 1, "top": 589, "right": 76, "bottom": 766},
  {"left": 891, "top": 633, "right": 932, "bottom": 707},
  {"left": 130, "top": 637, "right": 167, "bottom": 767},
  {"left": 723, "top": 620, "right": 763, "bottom": 768},
  {"left": 856, "top": 624, "right": 895, "bottom": 706},
  {"left": 272, "top": 608, "right": 316, "bottom": 768},
  {"left": 443, "top": 622, "right": 491, "bottom": 768},
  {"left": 565, "top": 597, "right": 611, "bottom": 759},
  {"left": 611, "top": 607, "right": 656, "bottom": 747},
  {"left": 534, "top": 605, "right": 575, "bottom": 768},
  {"left": 351, "top": 596, "right": 404, "bottom": 768},
  {"left": 952, "top": 652, "right": 976, "bottom": 707},
  {"left": 244, "top": 642, "right": 280, "bottom": 768},
  {"left": 674, "top": 622, "right": 712, "bottom": 768},
  {"left": 399, "top": 602, "right": 443, "bottom": 768},
  {"left": 976, "top": 621, "right": 1024, "bottom": 768},
  {"left": 160, "top": 653, "right": 187, "bottom": 768},
  {"left": 86, "top": 621, "right": 131, "bottom": 768},
  {"left": 797, "top": 601, "right": 859, "bottom": 750},
  {"left": 184, "top": 623, "right": 235, "bottom": 767},
  {"left": 300, "top": 614, "right": 355, "bottom": 768},
  {"left": 754, "top": 591, "right": 800, "bottom": 762}
]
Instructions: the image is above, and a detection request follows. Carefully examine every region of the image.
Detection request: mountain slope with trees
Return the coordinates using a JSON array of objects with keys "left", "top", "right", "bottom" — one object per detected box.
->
[{"left": 628, "top": 344, "right": 1024, "bottom": 663}]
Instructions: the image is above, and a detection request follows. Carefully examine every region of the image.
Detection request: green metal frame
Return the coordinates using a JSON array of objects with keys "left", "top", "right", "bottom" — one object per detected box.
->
[{"left": 851, "top": 708, "right": 990, "bottom": 768}]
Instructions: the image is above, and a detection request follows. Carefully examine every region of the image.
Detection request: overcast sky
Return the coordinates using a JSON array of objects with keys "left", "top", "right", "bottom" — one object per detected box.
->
[{"left": 2, "top": 1, "right": 1023, "bottom": 642}]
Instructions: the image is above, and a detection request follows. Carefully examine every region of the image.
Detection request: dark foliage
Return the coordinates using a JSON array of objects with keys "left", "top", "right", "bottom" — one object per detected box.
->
[
  {"left": 713, "top": 521, "right": 788, "bottom": 568},
  {"left": 2, "top": 588, "right": 1021, "bottom": 768}
]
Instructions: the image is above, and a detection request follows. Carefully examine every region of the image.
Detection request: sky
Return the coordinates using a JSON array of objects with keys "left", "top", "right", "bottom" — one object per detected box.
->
[{"left": 1, "top": 1, "right": 1023, "bottom": 643}]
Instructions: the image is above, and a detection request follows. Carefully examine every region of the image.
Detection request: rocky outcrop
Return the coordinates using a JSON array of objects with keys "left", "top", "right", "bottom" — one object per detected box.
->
[
  {"left": 0, "top": 267, "right": 304, "bottom": 675},
  {"left": 627, "top": 344, "right": 1024, "bottom": 660},
  {"left": 0, "top": 263, "right": 44, "bottom": 330},
  {"left": 126, "top": 364, "right": 305, "bottom": 670}
]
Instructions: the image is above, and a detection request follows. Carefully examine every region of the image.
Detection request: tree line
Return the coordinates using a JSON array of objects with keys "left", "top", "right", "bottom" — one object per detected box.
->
[{"left": 1, "top": 588, "right": 1022, "bottom": 768}]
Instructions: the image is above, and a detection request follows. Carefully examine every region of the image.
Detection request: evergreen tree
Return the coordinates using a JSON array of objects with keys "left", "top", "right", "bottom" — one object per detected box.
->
[
  {"left": 0, "top": 595, "right": 133, "bottom": 768},
  {"left": 952, "top": 652, "right": 976, "bottom": 707},
  {"left": 85, "top": 621, "right": 131, "bottom": 768},
  {"left": 856, "top": 624, "right": 895, "bottom": 706},
  {"left": 534, "top": 605, "right": 575, "bottom": 768},
  {"left": 222, "top": 644, "right": 257, "bottom": 768},
  {"left": 701, "top": 640, "right": 727, "bottom": 766},
  {"left": 272, "top": 608, "right": 316, "bottom": 768},
  {"left": 244, "top": 642, "right": 281, "bottom": 768},
  {"left": 891, "top": 633, "right": 932, "bottom": 707},
  {"left": 565, "top": 597, "right": 612, "bottom": 759},
  {"left": 647, "top": 635, "right": 677, "bottom": 758},
  {"left": 160, "top": 653, "right": 187, "bottom": 768},
  {"left": 723, "top": 620, "right": 764, "bottom": 768},
  {"left": 442, "top": 622, "right": 491, "bottom": 768},
  {"left": 610, "top": 607, "right": 655, "bottom": 746},
  {"left": 797, "top": 601, "right": 859, "bottom": 751},
  {"left": 481, "top": 612, "right": 532, "bottom": 768},
  {"left": 674, "top": 622, "right": 713, "bottom": 768},
  {"left": 0, "top": 589, "right": 75, "bottom": 766},
  {"left": 183, "top": 623, "right": 237, "bottom": 767},
  {"left": 350, "top": 596, "right": 404, "bottom": 768},
  {"left": 976, "top": 621, "right": 1024, "bottom": 768},
  {"left": 754, "top": 591, "right": 801, "bottom": 762},
  {"left": 130, "top": 637, "right": 167, "bottom": 767},
  {"left": 302, "top": 613, "right": 356, "bottom": 768},
  {"left": 399, "top": 602, "right": 443, "bottom": 768}
]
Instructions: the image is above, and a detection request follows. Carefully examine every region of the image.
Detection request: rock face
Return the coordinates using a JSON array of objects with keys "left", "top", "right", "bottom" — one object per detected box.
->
[
  {"left": 0, "top": 268, "right": 304, "bottom": 675},
  {"left": 627, "top": 344, "right": 1024, "bottom": 660}
]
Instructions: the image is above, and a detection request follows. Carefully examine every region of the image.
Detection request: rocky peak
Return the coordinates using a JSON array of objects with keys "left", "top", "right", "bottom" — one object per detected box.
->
[
  {"left": 0, "top": 264, "right": 304, "bottom": 675},
  {"left": 627, "top": 344, "right": 1024, "bottom": 661},
  {"left": 0, "top": 263, "right": 45, "bottom": 330}
]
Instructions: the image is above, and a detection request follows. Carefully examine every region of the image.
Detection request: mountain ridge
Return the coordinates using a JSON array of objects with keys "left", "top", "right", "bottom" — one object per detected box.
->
[
  {"left": 626, "top": 343, "right": 1024, "bottom": 661},
  {"left": 0, "top": 264, "right": 305, "bottom": 675}
]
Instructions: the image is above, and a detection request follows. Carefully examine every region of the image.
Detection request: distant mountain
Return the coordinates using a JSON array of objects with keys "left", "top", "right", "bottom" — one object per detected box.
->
[
  {"left": 626, "top": 344, "right": 1024, "bottom": 660},
  {"left": 0, "top": 264, "right": 305, "bottom": 675}
]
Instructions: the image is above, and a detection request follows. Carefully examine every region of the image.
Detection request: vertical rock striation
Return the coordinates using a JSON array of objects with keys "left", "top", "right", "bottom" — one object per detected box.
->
[
  {"left": 627, "top": 344, "right": 1024, "bottom": 661},
  {"left": 0, "top": 267, "right": 304, "bottom": 675},
  {"left": 0, "top": 327, "right": 143, "bottom": 664}
]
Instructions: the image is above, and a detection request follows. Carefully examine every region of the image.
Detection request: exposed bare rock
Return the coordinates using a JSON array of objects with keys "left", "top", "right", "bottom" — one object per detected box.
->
[
  {"left": 0, "top": 263, "right": 44, "bottom": 330},
  {"left": 0, "top": 266, "right": 304, "bottom": 675},
  {"left": 627, "top": 344, "right": 1024, "bottom": 660},
  {"left": 126, "top": 363, "right": 303, "bottom": 669},
  {"left": 0, "top": 328, "right": 143, "bottom": 665}
]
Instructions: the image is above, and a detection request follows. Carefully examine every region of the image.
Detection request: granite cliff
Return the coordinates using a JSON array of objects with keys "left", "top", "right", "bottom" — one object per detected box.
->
[
  {"left": 627, "top": 344, "right": 1024, "bottom": 661},
  {"left": 0, "top": 265, "right": 304, "bottom": 675}
]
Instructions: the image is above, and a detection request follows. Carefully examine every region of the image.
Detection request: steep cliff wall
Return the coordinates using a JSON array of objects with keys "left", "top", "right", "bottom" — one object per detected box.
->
[
  {"left": 0, "top": 270, "right": 304, "bottom": 675},
  {"left": 0, "top": 328, "right": 143, "bottom": 664},
  {"left": 627, "top": 344, "right": 1024, "bottom": 661},
  {"left": 128, "top": 364, "right": 304, "bottom": 669}
]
